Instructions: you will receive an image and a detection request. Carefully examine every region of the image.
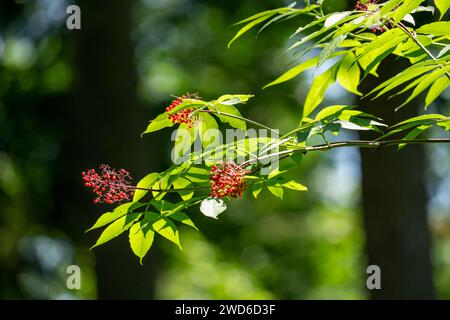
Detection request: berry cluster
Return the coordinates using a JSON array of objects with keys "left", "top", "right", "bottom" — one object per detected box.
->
[
  {"left": 82, "top": 164, "right": 134, "bottom": 204},
  {"left": 165, "top": 94, "right": 199, "bottom": 128},
  {"left": 355, "top": 0, "right": 378, "bottom": 11},
  {"left": 355, "top": 0, "right": 386, "bottom": 33},
  {"left": 209, "top": 162, "right": 250, "bottom": 199}
]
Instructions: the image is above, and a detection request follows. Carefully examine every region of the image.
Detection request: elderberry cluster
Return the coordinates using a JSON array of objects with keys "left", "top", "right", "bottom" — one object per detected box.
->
[
  {"left": 82, "top": 164, "right": 134, "bottom": 204},
  {"left": 165, "top": 94, "right": 200, "bottom": 127},
  {"left": 210, "top": 162, "right": 250, "bottom": 199},
  {"left": 355, "top": 0, "right": 386, "bottom": 33},
  {"left": 355, "top": 0, "right": 378, "bottom": 11},
  {"left": 166, "top": 97, "right": 193, "bottom": 127}
]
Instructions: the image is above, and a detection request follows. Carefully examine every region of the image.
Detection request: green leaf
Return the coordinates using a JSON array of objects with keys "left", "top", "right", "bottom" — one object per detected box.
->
[
  {"left": 357, "top": 28, "right": 404, "bottom": 58},
  {"left": 169, "top": 212, "right": 198, "bottom": 230},
  {"left": 264, "top": 51, "right": 345, "bottom": 88},
  {"left": 337, "top": 118, "right": 385, "bottom": 132},
  {"left": 184, "top": 166, "right": 210, "bottom": 183},
  {"left": 258, "top": 9, "right": 300, "bottom": 34},
  {"left": 396, "top": 65, "right": 450, "bottom": 110},
  {"left": 213, "top": 104, "right": 247, "bottom": 130},
  {"left": 173, "top": 124, "right": 196, "bottom": 163},
  {"left": 368, "top": 64, "right": 436, "bottom": 99},
  {"left": 172, "top": 177, "right": 194, "bottom": 201},
  {"left": 378, "top": 113, "right": 449, "bottom": 139},
  {"left": 199, "top": 112, "right": 219, "bottom": 148},
  {"left": 267, "top": 183, "right": 284, "bottom": 199},
  {"left": 228, "top": 14, "right": 275, "bottom": 48},
  {"left": 133, "top": 173, "right": 160, "bottom": 202},
  {"left": 435, "top": 0, "right": 450, "bottom": 19},
  {"left": 251, "top": 183, "right": 263, "bottom": 198},
  {"left": 425, "top": 76, "right": 450, "bottom": 108},
  {"left": 393, "top": 0, "right": 425, "bottom": 22},
  {"left": 282, "top": 180, "right": 308, "bottom": 191},
  {"left": 303, "top": 63, "right": 339, "bottom": 118},
  {"left": 416, "top": 21, "right": 450, "bottom": 36},
  {"left": 317, "top": 34, "right": 347, "bottom": 68},
  {"left": 165, "top": 99, "right": 206, "bottom": 115},
  {"left": 356, "top": 29, "right": 407, "bottom": 77},
  {"left": 291, "top": 14, "right": 329, "bottom": 38},
  {"left": 437, "top": 119, "right": 450, "bottom": 131},
  {"left": 337, "top": 51, "right": 361, "bottom": 95},
  {"left": 216, "top": 94, "right": 254, "bottom": 105},
  {"left": 392, "top": 114, "right": 449, "bottom": 128},
  {"left": 380, "top": 0, "right": 406, "bottom": 15},
  {"left": 398, "top": 124, "right": 432, "bottom": 149},
  {"left": 129, "top": 222, "right": 155, "bottom": 265},
  {"left": 315, "top": 105, "right": 352, "bottom": 121},
  {"left": 142, "top": 113, "right": 173, "bottom": 135},
  {"left": 91, "top": 212, "right": 142, "bottom": 249},
  {"left": 86, "top": 202, "right": 144, "bottom": 232},
  {"left": 232, "top": 4, "right": 304, "bottom": 27},
  {"left": 152, "top": 218, "right": 182, "bottom": 249}
]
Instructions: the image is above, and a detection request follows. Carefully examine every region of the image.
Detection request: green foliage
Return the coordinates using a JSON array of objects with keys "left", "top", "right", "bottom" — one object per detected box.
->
[
  {"left": 86, "top": 0, "right": 450, "bottom": 263},
  {"left": 129, "top": 222, "right": 155, "bottom": 265},
  {"left": 435, "top": 0, "right": 450, "bottom": 19}
]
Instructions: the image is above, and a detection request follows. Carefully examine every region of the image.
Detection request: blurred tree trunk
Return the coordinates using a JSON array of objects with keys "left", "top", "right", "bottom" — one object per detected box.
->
[
  {"left": 358, "top": 56, "right": 434, "bottom": 299},
  {"left": 72, "top": 0, "right": 159, "bottom": 299}
]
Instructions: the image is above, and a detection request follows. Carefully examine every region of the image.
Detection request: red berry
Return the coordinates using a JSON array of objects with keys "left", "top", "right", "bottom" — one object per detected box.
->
[
  {"left": 81, "top": 164, "right": 133, "bottom": 205},
  {"left": 209, "top": 161, "right": 250, "bottom": 199}
]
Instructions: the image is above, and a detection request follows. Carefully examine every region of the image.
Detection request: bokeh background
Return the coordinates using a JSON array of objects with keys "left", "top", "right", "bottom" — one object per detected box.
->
[{"left": 0, "top": 0, "right": 449, "bottom": 299}]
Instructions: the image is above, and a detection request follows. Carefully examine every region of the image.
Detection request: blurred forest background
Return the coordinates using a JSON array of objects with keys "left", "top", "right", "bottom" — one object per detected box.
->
[{"left": 0, "top": 0, "right": 449, "bottom": 299}]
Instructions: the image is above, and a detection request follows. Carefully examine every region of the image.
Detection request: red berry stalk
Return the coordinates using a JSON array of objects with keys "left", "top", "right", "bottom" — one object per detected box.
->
[
  {"left": 209, "top": 161, "right": 251, "bottom": 199},
  {"left": 82, "top": 165, "right": 134, "bottom": 204},
  {"left": 82, "top": 164, "right": 211, "bottom": 205},
  {"left": 165, "top": 93, "right": 200, "bottom": 128}
]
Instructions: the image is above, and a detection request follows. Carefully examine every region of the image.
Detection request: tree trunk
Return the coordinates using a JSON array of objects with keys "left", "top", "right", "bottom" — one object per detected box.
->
[
  {"left": 359, "top": 57, "right": 435, "bottom": 299},
  {"left": 73, "top": 0, "right": 159, "bottom": 299}
]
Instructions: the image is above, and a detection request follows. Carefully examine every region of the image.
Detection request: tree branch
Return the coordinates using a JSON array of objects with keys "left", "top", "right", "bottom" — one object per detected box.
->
[{"left": 244, "top": 138, "right": 450, "bottom": 166}]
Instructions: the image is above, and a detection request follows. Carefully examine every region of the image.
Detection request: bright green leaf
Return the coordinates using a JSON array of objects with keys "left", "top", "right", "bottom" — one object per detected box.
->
[
  {"left": 91, "top": 212, "right": 142, "bottom": 249},
  {"left": 282, "top": 180, "right": 308, "bottom": 191},
  {"left": 337, "top": 51, "right": 361, "bottom": 95},
  {"left": 228, "top": 14, "right": 275, "bottom": 48},
  {"left": 86, "top": 202, "right": 144, "bottom": 232},
  {"left": 303, "top": 63, "right": 339, "bottom": 118},
  {"left": 435, "top": 0, "right": 450, "bottom": 19},
  {"left": 152, "top": 218, "right": 182, "bottom": 249},
  {"left": 129, "top": 222, "right": 155, "bottom": 265},
  {"left": 133, "top": 173, "right": 160, "bottom": 202},
  {"left": 425, "top": 76, "right": 450, "bottom": 108},
  {"left": 142, "top": 113, "right": 173, "bottom": 135},
  {"left": 172, "top": 177, "right": 194, "bottom": 201},
  {"left": 416, "top": 21, "right": 450, "bottom": 36},
  {"left": 169, "top": 212, "right": 198, "bottom": 230},
  {"left": 264, "top": 51, "right": 345, "bottom": 88}
]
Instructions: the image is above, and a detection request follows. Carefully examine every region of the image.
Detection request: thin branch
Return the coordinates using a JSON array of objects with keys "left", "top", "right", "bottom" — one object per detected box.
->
[
  {"left": 243, "top": 138, "right": 450, "bottom": 166},
  {"left": 132, "top": 185, "right": 210, "bottom": 192},
  {"left": 107, "top": 183, "right": 210, "bottom": 193}
]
